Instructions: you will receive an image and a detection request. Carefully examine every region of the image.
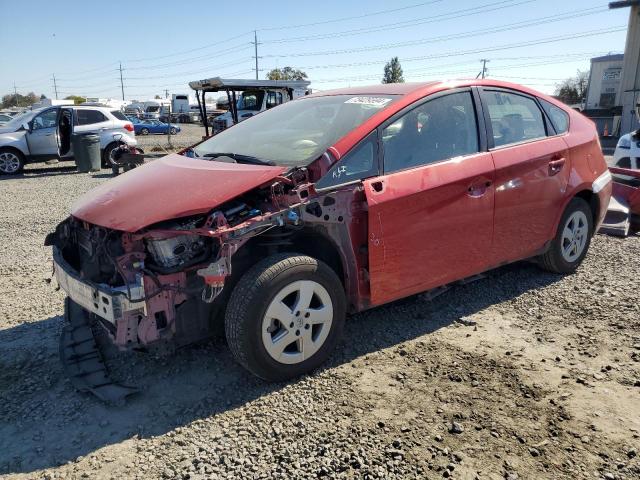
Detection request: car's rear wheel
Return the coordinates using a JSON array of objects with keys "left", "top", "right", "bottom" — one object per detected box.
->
[
  {"left": 140, "top": 128, "right": 149, "bottom": 135},
  {"left": 539, "top": 197, "right": 593, "bottom": 273},
  {"left": 0, "top": 149, "right": 25, "bottom": 175},
  {"left": 225, "top": 253, "right": 346, "bottom": 382},
  {"left": 102, "top": 142, "right": 122, "bottom": 168},
  {"left": 169, "top": 127, "right": 177, "bottom": 135}
]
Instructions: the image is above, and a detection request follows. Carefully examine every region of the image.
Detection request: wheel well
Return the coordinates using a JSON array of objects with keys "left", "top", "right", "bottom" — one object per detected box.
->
[
  {"left": 231, "top": 226, "right": 345, "bottom": 287},
  {"left": 0, "top": 146, "right": 26, "bottom": 160},
  {"left": 574, "top": 189, "right": 600, "bottom": 228}
]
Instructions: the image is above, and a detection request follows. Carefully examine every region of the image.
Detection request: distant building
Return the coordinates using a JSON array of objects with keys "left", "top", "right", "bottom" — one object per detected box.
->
[{"left": 584, "top": 54, "right": 624, "bottom": 110}]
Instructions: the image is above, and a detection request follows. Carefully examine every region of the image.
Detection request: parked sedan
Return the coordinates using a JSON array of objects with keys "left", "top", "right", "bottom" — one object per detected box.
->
[
  {"left": 134, "top": 119, "right": 180, "bottom": 135},
  {"left": 0, "top": 113, "right": 13, "bottom": 126},
  {"left": 48, "top": 80, "right": 611, "bottom": 400}
]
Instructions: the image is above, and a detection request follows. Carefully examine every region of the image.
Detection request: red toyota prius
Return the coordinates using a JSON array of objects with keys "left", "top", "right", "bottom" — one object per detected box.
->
[{"left": 48, "top": 80, "right": 612, "bottom": 399}]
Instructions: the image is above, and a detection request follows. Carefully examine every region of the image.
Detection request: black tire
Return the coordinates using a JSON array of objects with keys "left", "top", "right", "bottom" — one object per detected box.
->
[
  {"left": 225, "top": 253, "right": 346, "bottom": 382},
  {"left": 102, "top": 142, "right": 121, "bottom": 168},
  {"left": 140, "top": 128, "right": 149, "bottom": 135},
  {"left": 0, "top": 148, "right": 25, "bottom": 175},
  {"left": 539, "top": 197, "right": 593, "bottom": 274}
]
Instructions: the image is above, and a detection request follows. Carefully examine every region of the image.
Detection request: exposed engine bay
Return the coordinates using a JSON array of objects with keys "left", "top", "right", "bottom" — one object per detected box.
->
[{"left": 46, "top": 165, "right": 365, "bottom": 352}]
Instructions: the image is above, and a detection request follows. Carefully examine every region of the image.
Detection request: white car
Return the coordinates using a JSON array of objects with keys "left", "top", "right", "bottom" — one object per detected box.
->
[
  {"left": 611, "top": 131, "right": 640, "bottom": 170},
  {"left": 0, "top": 113, "right": 13, "bottom": 126},
  {"left": 0, "top": 105, "right": 137, "bottom": 174}
]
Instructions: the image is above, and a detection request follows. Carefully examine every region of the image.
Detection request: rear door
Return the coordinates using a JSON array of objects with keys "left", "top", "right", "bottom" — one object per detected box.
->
[
  {"left": 74, "top": 108, "right": 113, "bottom": 149},
  {"left": 364, "top": 89, "right": 495, "bottom": 306},
  {"left": 25, "top": 108, "right": 59, "bottom": 157},
  {"left": 480, "top": 88, "right": 571, "bottom": 264}
]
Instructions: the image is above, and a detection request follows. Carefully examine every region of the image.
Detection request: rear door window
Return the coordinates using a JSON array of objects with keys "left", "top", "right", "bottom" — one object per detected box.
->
[
  {"left": 482, "top": 90, "right": 547, "bottom": 147},
  {"left": 75, "top": 109, "right": 108, "bottom": 125}
]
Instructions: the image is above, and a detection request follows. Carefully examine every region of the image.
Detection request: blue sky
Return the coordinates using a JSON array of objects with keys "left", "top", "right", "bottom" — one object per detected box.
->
[{"left": 0, "top": 0, "right": 630, "bottom": 101}]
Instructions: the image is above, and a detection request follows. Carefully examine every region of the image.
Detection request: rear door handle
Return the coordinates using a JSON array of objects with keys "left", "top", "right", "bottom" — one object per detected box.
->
[{"left": 548, "top": 156, "right": 566, "bottom": 176}]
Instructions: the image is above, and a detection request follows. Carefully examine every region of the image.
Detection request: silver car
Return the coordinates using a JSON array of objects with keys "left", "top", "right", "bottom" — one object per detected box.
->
[{"left": 0, "top": 105, "right": 138, "bottom": 174}]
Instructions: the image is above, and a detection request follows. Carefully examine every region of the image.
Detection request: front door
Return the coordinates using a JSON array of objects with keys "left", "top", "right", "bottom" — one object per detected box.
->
[
  {"left": 26, "top": 108, "right": 59, "bottom": 157},
  {"left": 480, "top": 88, "right": 572, "bottom": 264},
  {"left": 365, "top": 89, "right": 495, "bottom": 306}
]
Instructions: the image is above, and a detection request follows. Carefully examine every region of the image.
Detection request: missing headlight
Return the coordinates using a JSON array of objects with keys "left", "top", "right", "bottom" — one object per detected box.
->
[{"left": 146, "top": 234, "right": 214, "bottom": 273}]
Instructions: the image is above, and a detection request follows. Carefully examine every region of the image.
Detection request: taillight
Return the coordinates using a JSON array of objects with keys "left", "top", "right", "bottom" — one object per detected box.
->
[{"left": 124, "top": 123, "right": 134, "bottom": 132}]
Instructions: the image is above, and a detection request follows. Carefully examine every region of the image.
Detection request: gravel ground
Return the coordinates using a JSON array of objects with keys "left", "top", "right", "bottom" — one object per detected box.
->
[{"left": 0, "top": 163, "right": 639, "bottom": 480}]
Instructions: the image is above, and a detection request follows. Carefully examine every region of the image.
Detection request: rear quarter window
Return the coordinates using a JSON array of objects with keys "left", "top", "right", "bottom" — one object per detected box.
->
[
  {"left": 111, "top": 110, "right": 127, "bottom": 121},
  {"left": 539, "top": 99, "right": 569, "bottom": 134}
]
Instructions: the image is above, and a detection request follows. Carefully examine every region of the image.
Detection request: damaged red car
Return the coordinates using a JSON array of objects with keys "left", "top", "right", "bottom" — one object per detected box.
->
[{"left": 47, "top": 80, "right": 612, "bottom": 401}]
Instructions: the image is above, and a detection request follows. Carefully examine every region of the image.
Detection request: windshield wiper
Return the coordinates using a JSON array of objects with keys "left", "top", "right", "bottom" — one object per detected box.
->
[{"left": 201, "top": 152, "right": 275, "bottom": 166}]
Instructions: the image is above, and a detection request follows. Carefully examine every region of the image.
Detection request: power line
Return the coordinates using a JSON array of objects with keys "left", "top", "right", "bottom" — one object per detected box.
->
[
  {"left": 262, "top": 0, "right": 535, "bottom": 44},
  {"left": 263, "top": 10, "right": 615, "bottom": 58},
  {"left": 257, "top": 0, "right": 444, "bottom": 31}
]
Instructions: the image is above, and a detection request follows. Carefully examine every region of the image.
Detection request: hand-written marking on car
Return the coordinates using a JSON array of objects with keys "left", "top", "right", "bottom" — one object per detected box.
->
[
  {"left": 344, "top": 97, "right": 393, "bottom": 107},
  {"left": 333, "top": 165, "right": 348, "bottom": 179}
]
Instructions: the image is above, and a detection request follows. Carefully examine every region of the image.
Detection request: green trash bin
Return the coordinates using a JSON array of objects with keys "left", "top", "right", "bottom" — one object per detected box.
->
[{"left": 72, "top": 133, "right": 101, "bottom": 172}]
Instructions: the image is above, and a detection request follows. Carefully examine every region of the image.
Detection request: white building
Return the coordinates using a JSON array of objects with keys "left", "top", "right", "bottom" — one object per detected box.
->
[{"left": 584, "top": 54, "right": 624, "bottom": 110}]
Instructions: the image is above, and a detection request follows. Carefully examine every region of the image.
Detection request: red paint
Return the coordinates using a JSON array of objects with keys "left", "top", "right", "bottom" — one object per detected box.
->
[
  {"left": 364, "top": 153, "right": 495, "bottom": 305},
  {"left": 71, "top": 154, "right": 286, "bottom": 232}
]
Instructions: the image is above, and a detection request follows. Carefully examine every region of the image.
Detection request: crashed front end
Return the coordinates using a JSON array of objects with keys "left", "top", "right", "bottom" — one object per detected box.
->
[{"left": 47, "top": 182, "right": 305, "bottom": 353}]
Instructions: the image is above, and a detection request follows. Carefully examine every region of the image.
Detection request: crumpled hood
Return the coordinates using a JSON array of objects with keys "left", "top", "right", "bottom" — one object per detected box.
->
[{"left": 71, "top": 154, "right": 287, "bottom": 232}]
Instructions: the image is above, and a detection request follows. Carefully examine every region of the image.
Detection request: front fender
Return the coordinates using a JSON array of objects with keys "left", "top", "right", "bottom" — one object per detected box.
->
[{"left": 0, "top": 131, "right": 29, "bottom": 156}]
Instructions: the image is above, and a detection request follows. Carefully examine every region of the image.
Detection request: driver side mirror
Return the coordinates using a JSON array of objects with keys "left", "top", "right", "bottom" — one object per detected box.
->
[{"left": 22, "top": 122, "right": 31, "bottom": 132}]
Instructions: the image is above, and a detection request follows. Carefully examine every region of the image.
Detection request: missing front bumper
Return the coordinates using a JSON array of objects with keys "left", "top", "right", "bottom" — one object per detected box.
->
[{"left": 60, "top": 297, "right": 138, "bottom": 404}]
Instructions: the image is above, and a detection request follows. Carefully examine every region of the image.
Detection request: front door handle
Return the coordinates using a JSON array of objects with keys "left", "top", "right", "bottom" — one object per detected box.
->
[
  {"left": 548, "top": 156, "right": 566, "bottom": 176},
  {"left": 467, "top": 180, "right": 492, "bottom": 198}
]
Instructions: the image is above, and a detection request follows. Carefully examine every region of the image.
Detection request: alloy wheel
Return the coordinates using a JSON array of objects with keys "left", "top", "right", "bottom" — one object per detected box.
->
[
  {"left": 0, "top": 151, "right": 21, "bottom": 174},
  {"left": 261, "top": 280, "right": 333, "bottom": 365},
  {"left": 560, "top": 210, "right": 588, "bottom": 262}
]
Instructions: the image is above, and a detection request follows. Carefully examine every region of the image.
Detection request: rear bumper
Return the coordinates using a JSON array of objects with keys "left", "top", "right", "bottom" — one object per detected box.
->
[{"left": 593, "top": 170, "right": 613, "bottom": 230}]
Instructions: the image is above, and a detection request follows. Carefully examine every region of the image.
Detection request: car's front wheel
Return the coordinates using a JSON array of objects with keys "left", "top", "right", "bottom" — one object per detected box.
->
[
  {"left": 225, "top": 253, "right": 346, "bottom": 381},
  {"left": 539, "top": 197, "right": 593, "bottom": 273},
  {"left": 0, "top": 148, "right": 25, "bottom": 175},
  {"left": 140, "top": 128, "right": 149, "bottom": 135}
]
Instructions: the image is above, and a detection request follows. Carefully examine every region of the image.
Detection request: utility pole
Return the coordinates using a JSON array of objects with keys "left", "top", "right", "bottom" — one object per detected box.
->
[
  {"left": 252, "top": 30, "right": 260, "bottom": 80},
  {"left": 477, "top": 59, "right": 490, "bottom": 79},
  {"left": 119, "top": 62, "right": 125, "bottom": 101},
  {"left": 164, "top": 89, "right": 169, "bottom": 98},
  {"left": 52, "top": 73, "right": 58, "bottom": 99}
]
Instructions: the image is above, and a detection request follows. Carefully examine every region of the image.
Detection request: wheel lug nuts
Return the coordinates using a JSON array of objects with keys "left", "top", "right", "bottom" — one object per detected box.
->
[
  {"left": 305, "top": 324, "right": 310, "bottom": 330},
  {"left": 304, "top": 312, "right": 310, "bottom": 318},
  {"left": 295, "top": 311, "right": 300, "bottom": 316},
  {"left": 295, "top": 330, "right": 300, "bottom": 336},
  {"left": 289, "top": 322, "right": 294, "bottom": 328}
]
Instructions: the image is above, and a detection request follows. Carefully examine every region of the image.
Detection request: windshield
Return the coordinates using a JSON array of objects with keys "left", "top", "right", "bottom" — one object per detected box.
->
[
  {"left": 192, "top": 94, "right": 398, "bottom": 167},
  {"left": 2, "top": 110, "right": 39, "bottom": 131},
  {"left": 237, "top": 91, "right": 265, "bottom": 111},
  {"left": 146, "top": 106, "right": 160, "bottom": 112}
]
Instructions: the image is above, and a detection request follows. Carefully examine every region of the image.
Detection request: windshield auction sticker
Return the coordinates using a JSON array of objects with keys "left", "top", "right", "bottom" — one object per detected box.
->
[{"left": 345, "top": 97, "right": 392, "bottom": 107}]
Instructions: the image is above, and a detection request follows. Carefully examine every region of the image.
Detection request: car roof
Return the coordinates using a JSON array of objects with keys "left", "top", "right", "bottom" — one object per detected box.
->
[{"left": 309, "top": 79, "right": 552, "bottom": 99}]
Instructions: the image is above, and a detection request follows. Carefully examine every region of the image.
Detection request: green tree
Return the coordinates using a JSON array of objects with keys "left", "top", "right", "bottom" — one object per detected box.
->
[
  {"left": 554, "top": 70, "right": 588, "bottom": 105},
  {"left": 64, "top": 95, "right": 87, "bottom": 105},
  {"left": 1, "top": 92, "right": 39, "bottom": 108},
  {"left": 154, "top": 94, "right": 161, "bottom": 99},
  {"left": 40, "top": 94, "right": 47, "bottom": 100},
  {"left": 266, "top": 67, "right": 308, "bottom": 81},
  {"left": 382, "top": 57, "right": 404, "bottom": 84}
]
